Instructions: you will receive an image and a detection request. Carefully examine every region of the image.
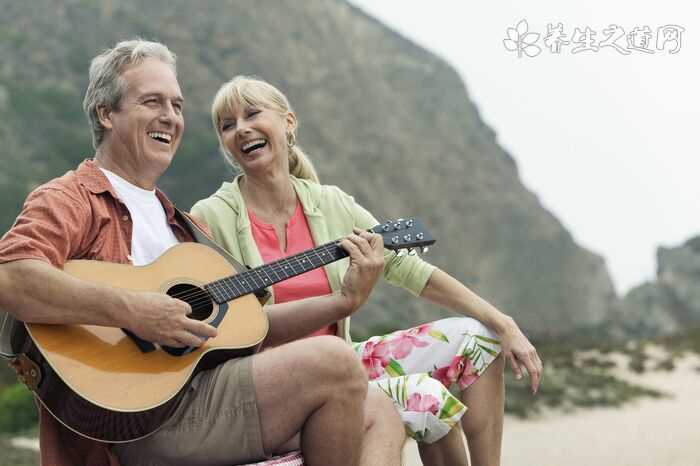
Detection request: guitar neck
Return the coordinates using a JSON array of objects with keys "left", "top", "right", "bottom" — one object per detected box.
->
[{"left": 204, "top": 240, "right": 347, "bottom": 304}]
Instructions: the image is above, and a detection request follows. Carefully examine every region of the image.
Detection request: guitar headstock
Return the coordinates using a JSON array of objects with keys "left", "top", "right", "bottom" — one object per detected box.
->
[{"left": 371, "top": 218, "right": 436, "bottom": 256}]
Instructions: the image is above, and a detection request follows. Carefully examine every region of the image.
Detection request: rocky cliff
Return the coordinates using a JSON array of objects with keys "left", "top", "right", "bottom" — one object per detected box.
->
[
  {"left": 0, "top": 0, "right": 617, "bottom": 338},
  {"left": 613, "top": 236, "right": 700, "bottom": 337}
]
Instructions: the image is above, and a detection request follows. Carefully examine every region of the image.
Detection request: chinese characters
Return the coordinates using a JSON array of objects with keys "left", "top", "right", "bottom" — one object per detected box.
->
[{"left": 504, "top": 19, "right": 684, "bottom": 58}]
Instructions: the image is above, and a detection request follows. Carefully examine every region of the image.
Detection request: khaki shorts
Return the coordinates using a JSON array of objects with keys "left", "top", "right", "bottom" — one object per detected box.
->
[{"left": 112, "top": 356, "right": 265, "bottom": 466}]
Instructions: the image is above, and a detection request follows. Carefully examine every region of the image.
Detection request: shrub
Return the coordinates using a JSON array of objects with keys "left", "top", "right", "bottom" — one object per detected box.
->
[{"left": 0, "top": 383, "right": 38, "bottom": 433}]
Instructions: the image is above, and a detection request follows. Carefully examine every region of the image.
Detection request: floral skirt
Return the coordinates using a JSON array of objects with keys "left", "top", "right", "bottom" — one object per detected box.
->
[{"left": 352, "top": 317, "right": 501, "bottom": 443}]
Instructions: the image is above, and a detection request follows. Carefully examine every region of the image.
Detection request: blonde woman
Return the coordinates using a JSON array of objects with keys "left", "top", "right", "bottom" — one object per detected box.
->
[{"left": 191, "top": 76, "right": 543, "bottom": 466}]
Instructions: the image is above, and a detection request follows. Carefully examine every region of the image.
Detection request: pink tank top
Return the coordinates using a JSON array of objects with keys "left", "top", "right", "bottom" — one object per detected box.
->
[{"left": 248, "top": 200, "right": 337, "bottom": 337}]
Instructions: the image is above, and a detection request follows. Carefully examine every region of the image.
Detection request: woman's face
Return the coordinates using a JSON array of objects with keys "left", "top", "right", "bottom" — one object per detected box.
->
[{"left": 218, "top": 103, "right": 295, "bottom": 175}]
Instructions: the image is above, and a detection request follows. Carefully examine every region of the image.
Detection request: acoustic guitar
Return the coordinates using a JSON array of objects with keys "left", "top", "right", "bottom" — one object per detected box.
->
[{"left": 15, "top": 218, "right": 434, "bottom": 443}]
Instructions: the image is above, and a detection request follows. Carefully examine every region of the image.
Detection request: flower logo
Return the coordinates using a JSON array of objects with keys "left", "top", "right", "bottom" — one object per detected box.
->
[{"left": 504, "top": 19, "right": 542, "bottom": 58}]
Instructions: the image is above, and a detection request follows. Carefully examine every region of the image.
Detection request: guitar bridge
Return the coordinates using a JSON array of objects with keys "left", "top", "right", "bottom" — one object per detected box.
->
[{"left": 8, "top": 353, "right": 42, "bottom": 391}]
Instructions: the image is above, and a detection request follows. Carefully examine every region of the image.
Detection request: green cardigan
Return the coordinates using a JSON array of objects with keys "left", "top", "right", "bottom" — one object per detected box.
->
[{"left": 191, "top": 175, "right": 436, "bottom": 342}]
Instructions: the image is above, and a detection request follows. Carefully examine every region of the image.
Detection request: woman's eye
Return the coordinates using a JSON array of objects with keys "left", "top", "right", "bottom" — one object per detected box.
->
[
  {"left": 246, "top": 109, "right": 259, "bottom": 118},
  {"left": 221, "top": 121, "right": 234, "bottom": 131}
]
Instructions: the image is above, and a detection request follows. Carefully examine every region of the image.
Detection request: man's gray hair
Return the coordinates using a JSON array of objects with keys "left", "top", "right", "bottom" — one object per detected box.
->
[{"left": 82, "top": 39, "right": 177, "bottom": 149}]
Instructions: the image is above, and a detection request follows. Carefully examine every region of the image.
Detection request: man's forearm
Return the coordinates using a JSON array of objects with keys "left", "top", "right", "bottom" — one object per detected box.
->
[{"left": 0, "top": 259, "right": 129, "bottom": 328}]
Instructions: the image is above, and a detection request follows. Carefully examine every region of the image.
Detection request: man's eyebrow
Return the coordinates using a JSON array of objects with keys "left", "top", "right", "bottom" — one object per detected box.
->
[{"left": 139, "top": 92, "right": 185, "bottom": 103}]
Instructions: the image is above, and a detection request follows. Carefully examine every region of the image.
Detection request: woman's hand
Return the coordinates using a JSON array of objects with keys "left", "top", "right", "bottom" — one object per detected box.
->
[
  {"left": 420, "top": 268, "right": 543, "bottom": 394},
  {"left": 495, "top": 316, "right": 543, "bottom": 394},
  {"left": 336, "top": 228, "right": 385, "bottom": 316}
]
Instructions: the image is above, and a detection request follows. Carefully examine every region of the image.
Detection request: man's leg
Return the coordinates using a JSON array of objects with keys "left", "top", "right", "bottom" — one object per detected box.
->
[{"left": 253, "top": 336, "right": 368, "bottom": 466}]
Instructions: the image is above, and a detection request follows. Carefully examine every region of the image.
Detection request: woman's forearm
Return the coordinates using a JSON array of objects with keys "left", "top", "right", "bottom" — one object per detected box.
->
[
  {"left": 263, "top": 293, "right": 352, "bottom": 346},
  {"left": 419, "top": 268, "right": 514, "bottom": 333}
]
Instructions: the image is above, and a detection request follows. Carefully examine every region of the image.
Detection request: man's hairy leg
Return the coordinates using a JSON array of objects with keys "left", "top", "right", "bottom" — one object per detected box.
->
[{"left": 253, "top": 336, "right": 368, "bottom": 466}]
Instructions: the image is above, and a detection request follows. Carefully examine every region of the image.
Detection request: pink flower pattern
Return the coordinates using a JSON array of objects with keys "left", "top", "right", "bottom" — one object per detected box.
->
[
  {"left": 361, "top": 339, "right": 393, "bottom": 379},
  {"left": 405, "top": 393, "right": 440, "bottom": 415},
  {"left": 353, "top": 317, "right": 501, "bottom": 443},
  {"left": 387, "top": 323, "right": 432, "bottom": 359},
  {"left": 431, "top": 355, "right": 480, "bottom": 390}
]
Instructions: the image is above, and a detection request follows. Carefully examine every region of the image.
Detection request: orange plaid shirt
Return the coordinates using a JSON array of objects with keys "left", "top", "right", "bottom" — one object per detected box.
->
[{"left": 0, "top": 159, "right": 203, "bottom": 466}]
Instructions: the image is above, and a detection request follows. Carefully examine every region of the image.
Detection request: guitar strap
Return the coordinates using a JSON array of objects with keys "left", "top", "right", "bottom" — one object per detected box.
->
[
  {"left": 174, "top": 208, "right": 271, "bottom": 304},
  {"left": 0, "top": 311, "right": 22, "bottom": 359}
]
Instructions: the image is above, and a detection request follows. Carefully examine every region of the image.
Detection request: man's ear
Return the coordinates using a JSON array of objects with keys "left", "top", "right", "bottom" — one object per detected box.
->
[{"left": 96, "top": 104, "right": 114, "bottom": 130}]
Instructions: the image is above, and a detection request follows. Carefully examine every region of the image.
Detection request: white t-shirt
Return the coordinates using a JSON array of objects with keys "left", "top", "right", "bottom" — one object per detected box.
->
[{"left": 100, "top": 168, "right": 179, "bottom": 266}]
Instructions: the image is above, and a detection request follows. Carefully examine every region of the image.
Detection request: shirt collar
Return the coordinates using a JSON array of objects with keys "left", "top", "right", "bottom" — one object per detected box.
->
[{"left": 76, "top": 158, "right": 179, "bottom": 225}]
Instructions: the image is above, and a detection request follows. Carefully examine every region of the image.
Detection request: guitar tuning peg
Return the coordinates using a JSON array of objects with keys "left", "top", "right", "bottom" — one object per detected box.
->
[
  {"left": 421, "top": 246, "right": 429, "bottom": 254},
  {"left": 397, "top": 249, "right": 408, "bottom": 257},
  {"left": 408, "top": 248, "right": 417, "bottom": 256},
  {"left": 406, "top": 219, "right": 414, "bottom": 227}
]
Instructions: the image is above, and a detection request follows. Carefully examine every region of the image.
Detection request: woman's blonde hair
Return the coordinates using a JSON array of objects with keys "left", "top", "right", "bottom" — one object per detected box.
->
[{"left": 211, "top": 76, "right": 319, "bottom": 183}]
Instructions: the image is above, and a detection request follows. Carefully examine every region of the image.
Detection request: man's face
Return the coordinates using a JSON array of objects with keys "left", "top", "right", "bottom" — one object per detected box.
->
[{"left": 103, "top": 57, "right": 184, "bottom": 176}]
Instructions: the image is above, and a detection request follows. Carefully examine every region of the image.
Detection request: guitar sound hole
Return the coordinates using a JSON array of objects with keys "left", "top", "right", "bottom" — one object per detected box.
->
[{"left": 166, "top": 283, "right": 213, "bottom": 322}]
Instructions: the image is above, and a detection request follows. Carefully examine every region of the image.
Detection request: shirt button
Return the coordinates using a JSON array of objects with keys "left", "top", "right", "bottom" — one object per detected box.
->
[{"left": 122, "top": 215, "right": 129, "bottom": 221}]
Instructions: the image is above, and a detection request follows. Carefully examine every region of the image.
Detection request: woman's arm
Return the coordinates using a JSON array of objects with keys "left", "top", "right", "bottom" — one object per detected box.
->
[
  {"left": 420, "top": 268, "right": 543, "bottom": 394},
  {"left": 264, "top": 228, "right": 385, "bottom": 347}
]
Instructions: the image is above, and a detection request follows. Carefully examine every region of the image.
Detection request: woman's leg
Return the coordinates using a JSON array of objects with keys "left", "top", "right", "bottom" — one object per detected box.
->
[
  {"left": 417, "top": 423, "right": 469, "bottom": 466},
  {"left": 459, "top": 353, "right": 504, "bottom": 466},
  {"left": 354, "top": 317, "right": 503, "bottom": 466}
]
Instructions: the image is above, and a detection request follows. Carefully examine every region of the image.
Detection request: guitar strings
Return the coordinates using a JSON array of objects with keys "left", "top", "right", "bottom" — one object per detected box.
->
[
  {"left": 166, "top": 227, "right": 416, "bottom": 308},
  {"left": 165, "top": 241, "right": 345, "bottom": 306}
]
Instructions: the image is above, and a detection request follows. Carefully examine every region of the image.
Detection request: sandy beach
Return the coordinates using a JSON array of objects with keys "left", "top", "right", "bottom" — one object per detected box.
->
[
  {"left": 402, "top": 351, "right": 700, "bottom": 466},
  {"left": 501, "top": 352, "right": 700, "bottom": 466}
]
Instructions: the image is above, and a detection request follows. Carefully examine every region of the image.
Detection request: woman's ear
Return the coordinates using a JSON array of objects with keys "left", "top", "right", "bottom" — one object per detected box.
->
[
  {"left": 96, "top": 104, "right": 113, "bottom": 130},
  {"left": 286, "top": 111, "right": 298, "bottom": 134}
]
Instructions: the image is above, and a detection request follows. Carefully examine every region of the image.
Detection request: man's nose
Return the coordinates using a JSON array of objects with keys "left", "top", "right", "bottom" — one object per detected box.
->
[{"left": 159, "top": 103, "right": 179, "bottom": 123}]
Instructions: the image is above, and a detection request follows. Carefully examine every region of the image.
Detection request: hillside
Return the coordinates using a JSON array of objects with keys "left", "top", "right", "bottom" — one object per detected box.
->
[{"left": 0, "top": 0, "right": 617, "bottom": 338}]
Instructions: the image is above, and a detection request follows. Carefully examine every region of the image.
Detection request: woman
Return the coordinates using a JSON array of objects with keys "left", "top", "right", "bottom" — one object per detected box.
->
[{"left": 191, "top": 76, "right": 543, "bottom": 466}]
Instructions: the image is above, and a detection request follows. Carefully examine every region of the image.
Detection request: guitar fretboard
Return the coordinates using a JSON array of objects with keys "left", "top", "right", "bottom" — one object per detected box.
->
[{"left": 204, "top": 240, "right": 347, "bottom": 304}]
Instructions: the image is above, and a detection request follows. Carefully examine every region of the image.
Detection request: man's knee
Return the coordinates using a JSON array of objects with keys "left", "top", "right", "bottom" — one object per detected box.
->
[{"left": 297, "top": 336, "right": 367, "bottom": 393}]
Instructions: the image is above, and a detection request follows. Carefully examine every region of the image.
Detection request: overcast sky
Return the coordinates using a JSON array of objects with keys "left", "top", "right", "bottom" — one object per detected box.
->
[{"left": 349, "top": 0, "right": 699, "bottom": 294}]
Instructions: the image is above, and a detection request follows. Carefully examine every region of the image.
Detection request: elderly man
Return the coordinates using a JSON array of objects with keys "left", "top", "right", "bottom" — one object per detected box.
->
[{"left": 0, "top": 39, "right": 404, "bottom": 466}]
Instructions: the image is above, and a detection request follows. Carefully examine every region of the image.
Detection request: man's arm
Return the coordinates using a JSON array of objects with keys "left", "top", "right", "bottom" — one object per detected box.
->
[{"left": 0, "top": 259, "right": 217, "bottom": 348}]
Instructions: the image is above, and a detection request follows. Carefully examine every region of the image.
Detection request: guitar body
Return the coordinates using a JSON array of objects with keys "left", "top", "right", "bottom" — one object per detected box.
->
[{"left": 25, "top": 242, "right": 268, "bottom": 443}]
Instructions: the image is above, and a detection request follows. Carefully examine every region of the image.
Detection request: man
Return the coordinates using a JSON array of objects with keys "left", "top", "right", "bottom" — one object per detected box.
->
[{"left": 0, "top": 39, "right": 404, "bottom": 466}]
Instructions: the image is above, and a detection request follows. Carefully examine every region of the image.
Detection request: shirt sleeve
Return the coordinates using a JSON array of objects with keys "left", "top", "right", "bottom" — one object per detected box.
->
[
  {"left": 0, "top": 187, "right": 90, "bottom": 268},
  {"left": 345, "top": 191, "right": 437, "bottom": 296}
]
